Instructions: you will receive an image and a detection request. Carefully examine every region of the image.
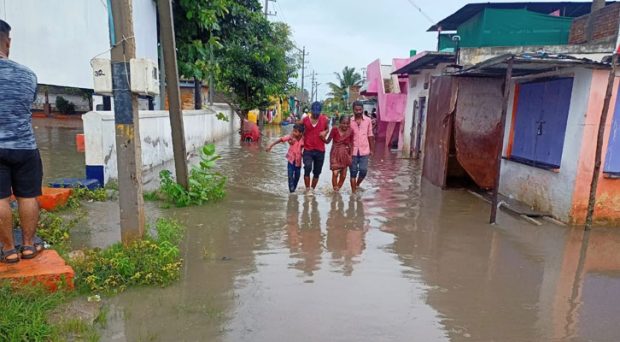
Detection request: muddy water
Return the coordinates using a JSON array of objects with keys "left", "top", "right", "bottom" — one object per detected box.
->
[
  {"left": 38, "top": 124, "right": 620, "bottom": 341},
  {"left": 33, "top": 118, "right": 85, "bottom": 182}
]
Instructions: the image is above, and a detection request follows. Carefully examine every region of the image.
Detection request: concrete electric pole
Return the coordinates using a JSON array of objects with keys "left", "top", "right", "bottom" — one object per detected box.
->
[
  {"left": 108, "top": 0, "right": 145, "bottom": 244},
  {"left": 158, "top": 0, "right": 189, "bottom": 190}
]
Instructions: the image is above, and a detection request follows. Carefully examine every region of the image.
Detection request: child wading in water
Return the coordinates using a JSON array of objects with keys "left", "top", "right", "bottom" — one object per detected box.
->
[
  {"left": 323, "top": 116, "right": 354, "bottom": 191},
  {"left": 266, "top": 124, "right": 305, "bottom": 193}
]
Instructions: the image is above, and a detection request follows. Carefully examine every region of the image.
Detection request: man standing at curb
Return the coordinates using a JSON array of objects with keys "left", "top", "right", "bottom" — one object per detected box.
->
[
  {"left": 0, "top": 20, "right": 44, "bottom": 263},
  {"left": 350, "top": 101, "right": 375, "bottom": 193},
  {"left": 302, "top": 101, "right": 330, "bottom": 191}
]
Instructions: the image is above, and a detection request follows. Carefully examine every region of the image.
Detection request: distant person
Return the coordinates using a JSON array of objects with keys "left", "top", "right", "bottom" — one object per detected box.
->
[
  {"left": 0, "top": 19, "right": 44, "bottom": 263},
  {"left": 349, "top": 101, "right": 375, "bottom": 193},
  {"left": 332, "top": 110, "right": 340, "bottom": 126},
  {"left": 364, "top": 110, "right": 369, "bottom": 117},
  {"left": 322, "top": 116, "right": 353, "bottom": 192},
  {"left": 371, "top": 109, "right": 378, "bottom": 136},
  {"left": 241, "top": 119, "right": 260, "bottom": 142},
  {"left": 266, "top": 124, "right": 305, "bottom": 193},
  {"left": 302, "top": 101, "right": 330, "bottom": 191}
]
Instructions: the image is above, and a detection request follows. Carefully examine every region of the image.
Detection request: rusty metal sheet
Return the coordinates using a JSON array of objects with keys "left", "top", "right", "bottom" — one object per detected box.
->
[
  {"left": 422, "top": 76, "right": 458, "bottom": 188},
  {"left": 454, "top": 77, "right": 504, "bottom": 189}
]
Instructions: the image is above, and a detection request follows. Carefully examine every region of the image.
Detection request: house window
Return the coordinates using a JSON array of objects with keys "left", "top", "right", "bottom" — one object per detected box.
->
[
  {"left": 510, "top": 78, "right": 573, "bottom": 169},
  {"left": 604, "top": 87, "right": 620, "bottom": 174}
]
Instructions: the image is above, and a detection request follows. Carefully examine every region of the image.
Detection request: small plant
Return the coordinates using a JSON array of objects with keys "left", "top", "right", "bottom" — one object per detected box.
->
[
  {"left": 65, "top": 187, "right": 108, "bottom": 209},
  {"left": 72, "top": 218, "right": 185, "bottom": 294},
  {"left": 55, "top": 96, "right": 76, "bottom": 114},
  {"left": 158, "top": 144, "right": 226, "bottom": 207},
  {"left": 216, "top": 112, "right": 229, "bottom": 122}
]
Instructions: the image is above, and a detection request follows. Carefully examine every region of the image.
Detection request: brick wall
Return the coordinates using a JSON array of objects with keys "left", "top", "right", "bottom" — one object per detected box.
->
[{"left": 569, "top": 3, "right": 620, "bottom": 44}]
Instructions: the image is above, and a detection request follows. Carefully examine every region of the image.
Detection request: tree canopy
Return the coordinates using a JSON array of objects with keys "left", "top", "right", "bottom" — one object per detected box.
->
[
  {"left": 327, "top": 66, "right": 363, "bottom": 108},
  {"left": 173, "top": 0, "right": 297, "bottom": 117}
]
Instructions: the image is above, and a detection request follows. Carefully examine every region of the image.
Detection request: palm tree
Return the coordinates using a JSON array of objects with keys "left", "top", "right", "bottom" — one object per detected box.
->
[{"left": 327, "top": 66, "right": 363, "bottom": 107}]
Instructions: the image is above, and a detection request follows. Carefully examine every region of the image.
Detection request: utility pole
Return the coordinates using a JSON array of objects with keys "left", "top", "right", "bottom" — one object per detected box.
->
[
  {"left": 299, "top": 46, "right": 307, "bottom": 116},
  {"left": 158, "top": 0, "right": 189, "bottom": 189},
  {"left": 264, "top": 0, "right": 276, "bottom": 17},
  {"left": 108, "top": 0, "right": 145, "bottom": 244},
  {"left": 310, "top": 71, "right": 316, "bottom": 103}
]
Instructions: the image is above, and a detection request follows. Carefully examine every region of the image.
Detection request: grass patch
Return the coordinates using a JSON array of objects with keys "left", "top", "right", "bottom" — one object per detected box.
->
[
  {"left": 72, "top": 218, "right": 185, "bottom": 294},
  {"left": 0, "top": 285, "right": 66, "bottom": 342},
  {"left": 64, "top": 187, "right": 108, "bottom": 210}
]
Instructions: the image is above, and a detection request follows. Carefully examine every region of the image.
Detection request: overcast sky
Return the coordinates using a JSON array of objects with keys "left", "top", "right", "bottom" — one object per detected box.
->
[{"left": 271, "top": 0, "right": 587, "bottom": 100}]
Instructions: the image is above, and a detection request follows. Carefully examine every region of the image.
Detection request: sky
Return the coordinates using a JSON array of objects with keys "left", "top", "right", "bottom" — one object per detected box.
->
[{"left": 270, "top": 0, "right": 589, "bottom": 100}]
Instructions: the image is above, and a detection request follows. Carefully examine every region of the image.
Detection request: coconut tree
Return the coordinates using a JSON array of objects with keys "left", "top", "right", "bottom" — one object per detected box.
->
[{"left": 327, "top": 66, "right": 363, "bottom": 107}]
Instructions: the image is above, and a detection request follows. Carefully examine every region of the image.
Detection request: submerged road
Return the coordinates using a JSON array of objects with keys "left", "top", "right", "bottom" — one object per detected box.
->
[{"left": 37, "top": 123, "right": 620, "bottom": 341}]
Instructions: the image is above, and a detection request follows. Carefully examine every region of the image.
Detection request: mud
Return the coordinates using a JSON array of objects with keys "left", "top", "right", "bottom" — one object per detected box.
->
[{"left": 36, "top": 124, "right": 620, "bottom": 341}]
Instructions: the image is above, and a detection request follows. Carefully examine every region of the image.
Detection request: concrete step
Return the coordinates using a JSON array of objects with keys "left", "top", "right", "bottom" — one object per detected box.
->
[{"left": 0, "top": 250, "right": 75, "bottom": 292}]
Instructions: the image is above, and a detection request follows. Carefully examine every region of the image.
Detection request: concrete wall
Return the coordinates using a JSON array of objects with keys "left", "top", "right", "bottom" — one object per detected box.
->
[
  {"left": 499, "top": 68, "right": 593, "bottom": 222},
  {"left": 570, "top": 70, "right": 620, "bottom": 225},
  {"left": 0, "top": 0, "right": 158, "bottom": 89},
  {"left": 83, "top": 104, "right": 239, "bottom": 185}
]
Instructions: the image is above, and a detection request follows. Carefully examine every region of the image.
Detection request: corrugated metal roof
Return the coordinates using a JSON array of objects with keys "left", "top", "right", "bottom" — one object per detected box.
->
[
  {"left": 455, "top": 52, "right": 610, "bottom": 77},
  {"left": 392, "top": 52, "right": 455, "bottom": 75},
  {"left": 428, "top": 2, "right": 616, "bottom": 31}
]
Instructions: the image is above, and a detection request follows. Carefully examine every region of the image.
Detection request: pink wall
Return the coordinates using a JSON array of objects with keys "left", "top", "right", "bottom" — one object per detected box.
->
[
  {"left": 364, "top": 57, "right": 412, "bottom": 144},
  {"left": 570, "top": 70, "right": 620, "bottom": 225}
]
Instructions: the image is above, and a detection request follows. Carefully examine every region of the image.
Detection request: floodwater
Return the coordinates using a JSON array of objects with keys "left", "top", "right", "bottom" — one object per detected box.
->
[{"left": 36, "top": 124, "right": 620, "bottom": 341}]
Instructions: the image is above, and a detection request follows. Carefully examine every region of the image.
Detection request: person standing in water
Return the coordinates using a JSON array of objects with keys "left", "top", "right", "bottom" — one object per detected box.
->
[
  {"left": 349, "top": 101, "right": 375, "bottom": 193},
  {"left": 322, "top": 116, "right": 353, "bottom": 191},
  {"left": 302, "top": 101, "right": 330, "bottom": 192}
]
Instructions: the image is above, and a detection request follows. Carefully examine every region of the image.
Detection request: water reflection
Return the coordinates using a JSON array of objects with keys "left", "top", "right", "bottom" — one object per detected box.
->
[{"left": 326, "top": 194, "right": 367, "bottom": 276}]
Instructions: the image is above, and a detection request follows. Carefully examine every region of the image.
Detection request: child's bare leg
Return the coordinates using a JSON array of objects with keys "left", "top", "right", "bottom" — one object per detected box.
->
[
  {"left": 304, "top": 176, "right": 311, "bottom": 189},
  {"left": 337, "top": 169, "right": 348, "bottom": 189},
  {"left": 332, "top": 170, "right": 339, "bottom": 191}
]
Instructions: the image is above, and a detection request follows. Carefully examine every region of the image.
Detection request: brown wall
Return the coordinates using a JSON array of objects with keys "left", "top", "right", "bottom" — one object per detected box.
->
[
  {"left": 164, "top": 86, "right": 209, "bottom": 110},
  {"left": 569, "top": 3, "right": 620, "bottom": 44}
]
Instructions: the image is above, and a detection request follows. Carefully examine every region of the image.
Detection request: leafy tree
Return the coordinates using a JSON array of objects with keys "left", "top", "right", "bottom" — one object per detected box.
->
[
  {"left": 173, "top": 0, "right": 297, "bottom": 118},
  {"left": 327, "top": 66, "right": 363, "bottom": 107}
]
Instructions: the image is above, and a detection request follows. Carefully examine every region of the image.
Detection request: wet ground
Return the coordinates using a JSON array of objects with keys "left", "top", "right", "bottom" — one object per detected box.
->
[{"left": 37, "top": 123, "right": 620, "bottom": 341}]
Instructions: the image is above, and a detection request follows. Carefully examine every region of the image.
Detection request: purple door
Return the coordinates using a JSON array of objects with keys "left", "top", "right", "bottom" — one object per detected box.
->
[{"left": 511, "top": 78, "right": 573, "bottom": 168}]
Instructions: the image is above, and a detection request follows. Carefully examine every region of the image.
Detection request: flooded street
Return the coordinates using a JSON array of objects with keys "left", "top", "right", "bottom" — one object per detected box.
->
[{"left": 38, "top": 125, "right": 620, "bottom": 341}]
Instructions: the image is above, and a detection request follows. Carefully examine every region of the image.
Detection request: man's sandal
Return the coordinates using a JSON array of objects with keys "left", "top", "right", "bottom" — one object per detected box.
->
[
  {"left": 20, "top": 243, "right": 44, "bottom": 260},
  {"left": 1, "top": 248, "right": 20, "bottom": 264}
]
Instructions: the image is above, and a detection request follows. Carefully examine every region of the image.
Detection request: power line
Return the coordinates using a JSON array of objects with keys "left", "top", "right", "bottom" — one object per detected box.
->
[{"left": 404, "top": 0, "right": 435, "bottom": 25}]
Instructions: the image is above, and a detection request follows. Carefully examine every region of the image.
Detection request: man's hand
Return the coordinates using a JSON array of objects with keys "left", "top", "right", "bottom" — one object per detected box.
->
[
  {"left": 265, "top": 146, "right": 272, "bottom": 152},
  {"left": 319, "top": 130, "right": 328, "bottom": 139}
]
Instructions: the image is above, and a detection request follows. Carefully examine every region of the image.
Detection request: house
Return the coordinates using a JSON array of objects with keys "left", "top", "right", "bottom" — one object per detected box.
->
[
  {"left": 0, "top": 0, "right": 160, "bottom": 113},
  {"left": 392, "top": 52, "right": 455, "bottom": 158},
  {"left": 361, "top": 57, "right": 413, "bottom": 149},
  {"left": 414, "top": 1, "right": 620, "bottom": 225}
]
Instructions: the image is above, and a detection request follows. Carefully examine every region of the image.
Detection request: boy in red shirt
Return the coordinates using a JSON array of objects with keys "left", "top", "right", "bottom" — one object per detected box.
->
[{"left": 302, "top": 102, "right": 330, "bottom": 191}]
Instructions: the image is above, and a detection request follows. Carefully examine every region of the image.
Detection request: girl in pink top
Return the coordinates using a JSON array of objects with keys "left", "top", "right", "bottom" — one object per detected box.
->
[{"left": 266, "top": 124, "right": 305, "bottom": 193}]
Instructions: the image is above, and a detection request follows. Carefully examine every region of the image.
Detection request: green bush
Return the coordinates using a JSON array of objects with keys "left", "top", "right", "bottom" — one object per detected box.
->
[
  {"left": 159, "top": 144, "right": 226, "bottom": 207},
  {"left": 72, "top": 218, "right": 185, "bottom": 294}
]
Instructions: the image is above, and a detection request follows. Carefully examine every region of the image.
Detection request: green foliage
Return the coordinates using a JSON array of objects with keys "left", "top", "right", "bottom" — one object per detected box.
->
[
  {"left": 72, "top": 218, "right": 185, "bottom": 294},
  {"left": 327, "top": 66, "right": 363, "bottom": 107},
  {"left": 158, "top": 144, "right": 226, "bottom": 207},
  {"left": 65, "top": 187, "right": 108, "bottom": 209},
  {"left": 55, "top": 96, "right": 76, "bottom": 115},
  {"left": 216, "top": 112, "right": 229, "bottom": 122},
  {"left": 174, "top": 0, "right": 297, "bottom": 116},
  {"left": 0, "top": 285, "right": 66, "bottom": 342},
  {"left": 37, "top": 211, "right": 74, "bottom": 251}
]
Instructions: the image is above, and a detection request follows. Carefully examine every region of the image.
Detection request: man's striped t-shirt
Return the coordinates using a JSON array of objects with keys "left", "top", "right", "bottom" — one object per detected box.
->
[{"left": 0, "top": 58, "right": 37, "bottom": 149}]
